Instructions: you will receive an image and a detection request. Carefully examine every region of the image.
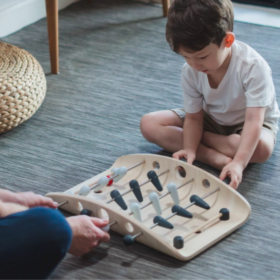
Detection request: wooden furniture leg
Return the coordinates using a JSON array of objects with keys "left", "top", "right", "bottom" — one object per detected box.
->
[
  {"left": 162, "top": 0, "right": 170, "bottom": 17},
  {"left": 45, "top": 0, "right": 59, "bottom": 74}
]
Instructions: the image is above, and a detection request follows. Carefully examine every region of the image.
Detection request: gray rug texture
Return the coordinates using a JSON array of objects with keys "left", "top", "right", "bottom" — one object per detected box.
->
[{"left": 1, "top": 0, "right": 280, "bottom": 279}]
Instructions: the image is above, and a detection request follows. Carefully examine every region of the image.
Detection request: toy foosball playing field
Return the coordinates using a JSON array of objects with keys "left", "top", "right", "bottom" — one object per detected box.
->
[{"left": 46, "top": 154, "right": 251, "bottom": 261}]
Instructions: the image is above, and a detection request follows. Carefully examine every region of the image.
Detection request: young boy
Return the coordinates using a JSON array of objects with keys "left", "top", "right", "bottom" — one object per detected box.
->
[{"left": 140, "top": 0, "right": 280, "bottom": 189}]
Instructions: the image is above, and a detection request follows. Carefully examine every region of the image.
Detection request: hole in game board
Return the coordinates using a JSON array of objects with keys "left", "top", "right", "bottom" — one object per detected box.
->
[
  {"left": 153, "top": 161, "right": 160, "bottom": 170},
  {"left": 125, "top": 222, "right": 134, "bottom": 233},
  {"left": 94, "top": 190, "right": 102, "bottom": 193},
  {"left": 202, "top": 179, "right": 210, "bottom": 188},
  {"left": 177, "top": 166, "right": 186, "bottom": 178},
  {"left": 76, "top": 202, "right": 83, "bottom": 212},
  {"left": 98, "top": 208, "right": 109, "bottom": 219}
]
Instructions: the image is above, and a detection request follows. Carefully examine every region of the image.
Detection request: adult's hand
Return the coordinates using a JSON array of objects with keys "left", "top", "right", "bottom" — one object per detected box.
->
[
  {"left": 67, "top": 215, "right": 110, "bottom": 256},
  {"left": 15, "top": 191, "right": 57, "bottom": 208},
  {"left": 0, "top": 200, "right": 29, "bottom": 218},
  {"left": 0, "top": 189, "right": 57, "bottom": 208}
]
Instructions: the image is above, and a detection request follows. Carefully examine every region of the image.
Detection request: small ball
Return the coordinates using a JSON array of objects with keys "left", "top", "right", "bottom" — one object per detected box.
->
[
  {"left": 123, "top": 235, "right": 135, "bottom": 246},
  {"left": 80, "top": 209, "right": 92, "bottom": 216},
  {"left": 107, "top": 175, "right": 113, "bottom": 186}
]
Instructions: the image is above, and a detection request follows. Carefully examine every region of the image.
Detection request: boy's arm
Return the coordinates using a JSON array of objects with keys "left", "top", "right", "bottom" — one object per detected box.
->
[
  {"left": 234, "top": 107, "right": 265, "bottom": 167},
  {"left": 220, "top": 107, "right": 266, "bottom": 188},
  {"left": 173, "top": 109, "right": 204, "bottom": 164}
]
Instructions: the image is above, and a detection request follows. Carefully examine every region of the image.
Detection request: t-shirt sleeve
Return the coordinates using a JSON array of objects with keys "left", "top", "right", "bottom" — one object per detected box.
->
[
  {"left": 242, "top": 58, "right": 274, "bottom": 107},
  {"left": 181, "top": 64, "right": 203, "bottom": 114}
]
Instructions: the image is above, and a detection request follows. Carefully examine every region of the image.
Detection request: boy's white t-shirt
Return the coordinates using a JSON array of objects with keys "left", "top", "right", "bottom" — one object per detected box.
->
[{"left": 181, "top": 40, "right": 280, "bottom": 132}]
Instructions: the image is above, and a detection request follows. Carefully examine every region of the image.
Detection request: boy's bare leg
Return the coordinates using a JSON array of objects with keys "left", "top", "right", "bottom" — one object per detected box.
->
[
  {"left": 140, "top": 111, "right": 232, "bottom": 170},
  {"left": 202, "top": 130, "right": 274, "bottom": 163},
  {"left": 140, "top": 110, "right": 184, "bottom": 152}
]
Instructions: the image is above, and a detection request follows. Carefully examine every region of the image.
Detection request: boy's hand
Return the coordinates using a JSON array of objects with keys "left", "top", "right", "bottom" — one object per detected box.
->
[
  {"left": 173, "top": 149, "right": 196, "bottom": 164},
  {"left": 219, "top": 161, "right": 243, "bottom": 189},
  {"left": 67, "top": 215, "right": 110, "bottom": 256}
]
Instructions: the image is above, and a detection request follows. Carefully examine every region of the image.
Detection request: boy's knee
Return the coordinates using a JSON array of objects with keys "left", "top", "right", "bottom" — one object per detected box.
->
[
  {"left": 227, "top": 134, "right": 241, "bottom": 149},
  {"left": 227, "top": 134, "right": 240, "bottom": 142},
  {"left": 254, "top": 141, "right": 273, "bottom": 163},
  {"left": 140, "top": 113, "right": 158, "bottom": 142}
]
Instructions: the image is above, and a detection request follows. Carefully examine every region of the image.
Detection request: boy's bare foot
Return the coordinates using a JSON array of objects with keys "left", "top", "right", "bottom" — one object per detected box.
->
[
  {"left": 197, "top": 145, "right": 232, "bottom": 170},
  {"left": 202, "top": 132, "right": 240, "bottom": 158},
  {"left": 209, "top": 150, "right": 232, "bottom": 170}
]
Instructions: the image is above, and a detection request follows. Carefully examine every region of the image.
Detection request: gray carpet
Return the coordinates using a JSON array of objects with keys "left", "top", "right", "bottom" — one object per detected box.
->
[{"left": 1, "top": 0, "right": 280, "bottom": 279}]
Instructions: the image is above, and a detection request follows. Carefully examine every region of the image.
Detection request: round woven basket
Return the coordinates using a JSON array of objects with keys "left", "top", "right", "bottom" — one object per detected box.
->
[{"left": 0, "top": 42, "right": 46, "bottom": 134}]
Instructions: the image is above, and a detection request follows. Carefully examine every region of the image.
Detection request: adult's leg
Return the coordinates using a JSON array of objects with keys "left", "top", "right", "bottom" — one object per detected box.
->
[
  {"left": 0, "top": 207, "right": 72, "bottom": 279},
  {"left": 201, "top": 129, "right": 274, "bottom": 163},
  {"left": 140, "top": 110, "right": 232, "bottom": 170}
]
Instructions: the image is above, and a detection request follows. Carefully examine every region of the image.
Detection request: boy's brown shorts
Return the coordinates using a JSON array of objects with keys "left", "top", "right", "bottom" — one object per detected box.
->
[{"left": 172, "top": 108, "right": 277, "bottom": 142}]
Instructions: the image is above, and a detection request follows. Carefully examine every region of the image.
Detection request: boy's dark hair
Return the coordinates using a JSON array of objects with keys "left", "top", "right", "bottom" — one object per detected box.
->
[{"left": 166, "top": 0, "right": 234, "bottom": 53}]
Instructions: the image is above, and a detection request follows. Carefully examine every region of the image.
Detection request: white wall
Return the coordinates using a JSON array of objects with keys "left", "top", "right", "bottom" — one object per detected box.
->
[
  {"left": 138, "top": 0, "right": 280, "bottom": 28},
  {"left": 233, "top": 3, "right": 280, "bottom": 28},
  {"left": 0, "top": 0, "right": 81, "bottom": 38},
  {"left": 1, "top": 0, "right": 279, "bottom": 37}
]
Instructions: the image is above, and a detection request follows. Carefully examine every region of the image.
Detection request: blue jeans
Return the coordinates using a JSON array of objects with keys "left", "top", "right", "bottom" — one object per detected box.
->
[{"left": 0, "top": 207, "right": 72, "bottom": 279}]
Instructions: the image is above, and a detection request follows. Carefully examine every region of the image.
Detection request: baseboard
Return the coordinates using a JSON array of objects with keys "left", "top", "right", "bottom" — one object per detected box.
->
[
  {"left": 232, "top": 0, "right": 280, "bottom": 9},
  {"left": 0, "top": 0, "right": 81, "bottom": 38}
]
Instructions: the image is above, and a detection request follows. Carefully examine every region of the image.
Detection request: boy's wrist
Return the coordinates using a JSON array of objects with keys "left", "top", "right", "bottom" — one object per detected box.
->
[
  {"left": 232, "top": 157, "right": 247, "bottom": 170},
  {"left": 182, "top": 147, "right": 196, "bottom": 155}
]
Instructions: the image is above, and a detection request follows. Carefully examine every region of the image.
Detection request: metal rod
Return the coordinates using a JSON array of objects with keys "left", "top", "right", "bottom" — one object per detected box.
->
[
  {"left": 89, "top": 160, "right": 146, "bottom": 190},
  {"left": 108, "top": 221, "right": 117, "bottom": 227},
  {"left": 132, "top": 187, "right": 220, "bottom": 240},
  {"left": 164, "top": 187, "right": 220, "bottom": 221},
  {"left": 132, "top": 231, "right": 143, "bottom": 239},
  {"left": 106, "top": 169, "right": 169, "bottom": 204},
  {"left": 129, "top": 178, "right": 194, "bottom": 216},
  {"left": 58, "top": 200, "right": 68, "bottom": 207},
  {"left": 89, "top": 172, "right": 119, "bottom": 191},
  {"left": 70, "top": 160, "right": 146, "bottom": 195},
  {"left": 127, "top": 160, "right": 145, "bottom": 171}
]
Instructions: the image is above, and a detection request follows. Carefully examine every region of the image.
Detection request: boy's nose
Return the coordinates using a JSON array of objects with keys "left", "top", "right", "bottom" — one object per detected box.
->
[
  {"left": 189, "top": 61, "right": 201, "bottom": 70},
  {"left": 193, "top": 63, "right": 202, "bottom": 70}
]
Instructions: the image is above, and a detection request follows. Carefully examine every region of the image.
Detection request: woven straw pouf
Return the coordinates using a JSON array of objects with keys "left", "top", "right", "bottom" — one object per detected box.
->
[{"left": 0, "top": 42, "right": 46, "bottom": 133}]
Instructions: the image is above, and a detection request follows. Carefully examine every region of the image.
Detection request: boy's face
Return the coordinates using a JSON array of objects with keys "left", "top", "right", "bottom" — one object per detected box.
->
[{"left": 178, "top": 38, "right": 231, "bottom": 74}]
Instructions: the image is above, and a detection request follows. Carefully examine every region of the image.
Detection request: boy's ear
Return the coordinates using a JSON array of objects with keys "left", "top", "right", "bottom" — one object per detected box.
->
[{"left": 225, "top": 32, "right": 235, "bottom": 48}]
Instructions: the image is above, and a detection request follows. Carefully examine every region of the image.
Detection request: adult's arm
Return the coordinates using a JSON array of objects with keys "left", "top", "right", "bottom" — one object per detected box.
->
[
  {"left": 0, "top": 200, "right": 28, "bottom": 218},
  {"left": 0, "top": 189, "right": 57, "bottom": 208}
]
